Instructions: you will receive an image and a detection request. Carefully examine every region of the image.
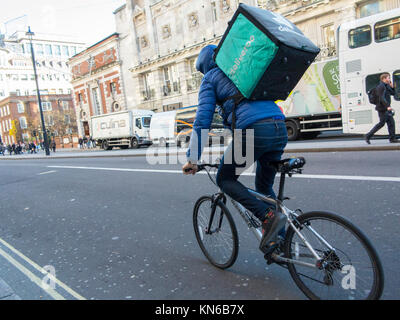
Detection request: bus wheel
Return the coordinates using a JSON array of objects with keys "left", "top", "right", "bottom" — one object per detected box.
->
[{"left": 286, "top": 121, "right": 300, "bottom": 141}]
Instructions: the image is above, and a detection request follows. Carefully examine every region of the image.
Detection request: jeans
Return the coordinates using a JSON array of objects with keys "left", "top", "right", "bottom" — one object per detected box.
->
[
  {"left": 216, "top": 120, "right": 288, "bottom": 221},
  {"left": 366, "top": 110, "right": 396, "bottom": 141}
]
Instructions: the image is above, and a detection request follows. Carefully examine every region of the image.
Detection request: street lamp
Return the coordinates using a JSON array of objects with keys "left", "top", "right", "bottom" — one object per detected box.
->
[{"left": 26, "top": 26, "right": 50, "bottom": 156}]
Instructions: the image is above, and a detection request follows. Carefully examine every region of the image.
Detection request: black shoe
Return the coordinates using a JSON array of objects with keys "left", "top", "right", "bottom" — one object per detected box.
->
[
  {"left": 259, "top": 209, "right": 287, "bottom": 254},
  {"left": 365, "top": 135, "right": 371, "bottom": 145},
  {"left": 390, "top": 139, "right": 400, "bottom": 143}
]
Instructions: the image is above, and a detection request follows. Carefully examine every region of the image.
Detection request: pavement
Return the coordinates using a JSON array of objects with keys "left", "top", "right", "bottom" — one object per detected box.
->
[
  {"left": 0, "top": 278, "right": 20, "bottom": 300},
  {"left": 1, "top": 135, "right": 399, "bottom": 161}
]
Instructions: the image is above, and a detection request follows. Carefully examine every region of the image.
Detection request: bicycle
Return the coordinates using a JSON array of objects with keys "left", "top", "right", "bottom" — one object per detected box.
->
[{"left": 188, "top": 157, "right": 384, "bottom": 300}]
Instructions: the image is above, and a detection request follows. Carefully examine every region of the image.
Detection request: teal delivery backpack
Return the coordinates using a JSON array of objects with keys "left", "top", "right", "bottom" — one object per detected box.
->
[{"left": 214, "top": 3, "right": 320, "bottom": 101}]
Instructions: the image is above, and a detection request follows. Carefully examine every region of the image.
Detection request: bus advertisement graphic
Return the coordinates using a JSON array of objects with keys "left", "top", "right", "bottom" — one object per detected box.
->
[{"left": 277, "top": 58, "right": 341, "bottom": 117}]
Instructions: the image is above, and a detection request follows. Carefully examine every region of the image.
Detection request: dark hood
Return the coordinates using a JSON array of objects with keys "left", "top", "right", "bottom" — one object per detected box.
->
[{"left": 196, "top": 45, "right": 217, "bottom": 75}]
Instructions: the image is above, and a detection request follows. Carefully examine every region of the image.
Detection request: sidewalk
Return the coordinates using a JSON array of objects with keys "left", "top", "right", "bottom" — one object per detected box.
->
[
  {"left": 0, "top": 278, "right": 21, "bottom": 300},
  {"left": 0, "top": 137, "right": 399, "bottom": 160}
]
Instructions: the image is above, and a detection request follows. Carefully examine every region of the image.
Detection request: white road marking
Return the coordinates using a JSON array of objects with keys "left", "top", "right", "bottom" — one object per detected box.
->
[
  {"left": 47, "top": 165, "right": 400, "bottom": 183},
  {"left": 38, "top": 170, "right": 57, "bottom": 175},
  {"left": 0, "top": 238, "right": 86, "bottom": 300}
]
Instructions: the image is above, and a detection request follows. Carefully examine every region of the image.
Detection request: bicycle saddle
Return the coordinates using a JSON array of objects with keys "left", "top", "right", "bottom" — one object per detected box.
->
[{"left": 269, "top": 157, "right": 306, "bottom": 172}]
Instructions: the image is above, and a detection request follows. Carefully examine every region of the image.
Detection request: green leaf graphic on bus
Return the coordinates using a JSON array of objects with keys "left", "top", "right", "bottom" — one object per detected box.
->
[{"left": 323, "top": 60, "right": 340, "bottom": 96}]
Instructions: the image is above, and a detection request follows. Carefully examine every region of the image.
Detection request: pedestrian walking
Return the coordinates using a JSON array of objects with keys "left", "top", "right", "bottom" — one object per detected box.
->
[
  {"left": 366, "top": 72, "right": 399, "bottom": 144},
  {"left": 51, "top": 140, "right": 56, "bottom": 153}
]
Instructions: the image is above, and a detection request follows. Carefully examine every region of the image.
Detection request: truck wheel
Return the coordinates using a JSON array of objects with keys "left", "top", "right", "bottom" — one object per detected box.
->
[
  {"left": 102, "top": 141, "right": 112, "bottom": 150},
  {"left": 131, "top": 138, "right": 139, "bottom": 149},
  {"left": 286, "top": 121, "right": 300, "bottom": 141}
]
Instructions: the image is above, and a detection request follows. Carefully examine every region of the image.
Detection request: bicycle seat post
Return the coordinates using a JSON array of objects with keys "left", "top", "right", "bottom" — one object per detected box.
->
[{"left": 277, "top": 171, "right": 286, "bottom": 202}]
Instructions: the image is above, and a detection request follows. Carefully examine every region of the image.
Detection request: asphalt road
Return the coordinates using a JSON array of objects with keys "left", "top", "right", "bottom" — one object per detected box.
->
[{"left": 0, "top": 151, "right": 399, "bottom": 300}]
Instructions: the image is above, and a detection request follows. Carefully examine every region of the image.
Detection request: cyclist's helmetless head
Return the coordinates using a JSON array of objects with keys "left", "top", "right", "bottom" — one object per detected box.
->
[{"left": 196, "top": 45, "right": 217, "bottom": 75}]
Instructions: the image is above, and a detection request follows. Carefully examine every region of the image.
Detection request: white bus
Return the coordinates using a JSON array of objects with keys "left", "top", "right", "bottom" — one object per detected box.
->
[{"left": 339, "top": 8, "right": 400, "bottom": 135}]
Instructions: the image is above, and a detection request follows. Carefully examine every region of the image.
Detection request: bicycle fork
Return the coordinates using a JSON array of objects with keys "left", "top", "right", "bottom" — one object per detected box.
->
[{"left": 205, "top": 193, "right": 226, "bottom": 235}]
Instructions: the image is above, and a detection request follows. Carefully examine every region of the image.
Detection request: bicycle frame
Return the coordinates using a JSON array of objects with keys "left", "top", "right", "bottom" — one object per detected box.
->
[
  {"left": 227, "top": 191, "right": 326, "bottom": 269},
  {"left": 201, "top": 164, "right": 337, "bottom": 270}
]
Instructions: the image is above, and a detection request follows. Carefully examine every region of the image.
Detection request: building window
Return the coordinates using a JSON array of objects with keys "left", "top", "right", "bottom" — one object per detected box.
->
[
  {"left": 162, "top": 65, "right": 180, "bottom": 96},
  {"left": 321, "top": 24, "right": 336, "bottom": 55},
  {"left": 17, "top": 102, "right": 25, "bottom": 113},
  {"left": 359, "top": 1, "right": 382, "bottom": 18},
  {"left": 19, "top": 117, "right": 27, "bottom": 129},
  {"left": 61, "top": 101, "right": 69, "bottom": 110},
  {"left": 45, "top": 44, "right": 53, "bottom": 56},
  {"left": 46, "top": 115, "right": 54, "bottom": 126},
  {"left": 54, "top": 45, "right": 61, "bottom": 56},
  {"left": 71, "top": 46, "right": 77, "bottom": 56},
  {"left": 42, "top": 102, "right": 52, "bottom": 111},
  {"left": 64, "top": 114, "right": 71, "bottom": 124},
  {"left": 211, "top": 1, "right": 218, "bottom": 22},
  {"left": 21, "top": 74, "right": 28, "bottom": 81},
  {"left": 62, "top": 46, "right": 69, "bottom": 56},
  {"left": 141, "top": 73, "right": 155, "bottom": 101},
  {"left": 348, "top": 25, "right": 372, "bottom": 48},
  {"left": 375, "top": 16, "right": 400, "bottom": 43},
  {"left": 110, "top": 82, "right": 117, "bottom": 95},
  {"left": 92, "top": 88, "right": 102, "bottom": 115},
  {"left": 35, "top": 44, "right": 44, "bottom": 55}
]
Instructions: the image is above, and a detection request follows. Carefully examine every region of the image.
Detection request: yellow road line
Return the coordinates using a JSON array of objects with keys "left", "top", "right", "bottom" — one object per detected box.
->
[
  {"left": 0, "top": 238, "right": 86, "bottom": 300},
  {"left": 0, "top": 246, "right": 65, "bottom": 300}
]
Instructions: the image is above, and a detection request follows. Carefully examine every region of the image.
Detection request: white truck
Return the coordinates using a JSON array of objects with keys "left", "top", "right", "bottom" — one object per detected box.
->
[{"left": 91, "top": 109, "right": 154, "bottom": 150}]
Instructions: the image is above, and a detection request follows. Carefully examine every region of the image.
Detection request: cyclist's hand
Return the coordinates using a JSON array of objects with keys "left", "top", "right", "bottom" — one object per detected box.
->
[{"left": 183, "top": 162, "right": 197, "bottom": 175}]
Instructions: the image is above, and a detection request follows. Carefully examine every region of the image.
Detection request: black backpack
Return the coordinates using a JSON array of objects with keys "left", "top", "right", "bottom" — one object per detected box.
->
[{"left": 368, "top": 86, "right": 379, "bottom": 105}]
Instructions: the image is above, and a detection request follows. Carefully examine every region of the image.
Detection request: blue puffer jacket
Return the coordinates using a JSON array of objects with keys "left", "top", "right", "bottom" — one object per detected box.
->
[{"left": 186, "top": 45, "right": 285, "bottom": 162}]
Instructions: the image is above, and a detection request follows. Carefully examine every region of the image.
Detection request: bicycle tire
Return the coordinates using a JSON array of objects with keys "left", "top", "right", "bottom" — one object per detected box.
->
[
  {"left": 193, "top": 195, "right": 239, "bottom": 269},
  {"left": 283, "top": 211, "right": 384, "bottom": 300}
]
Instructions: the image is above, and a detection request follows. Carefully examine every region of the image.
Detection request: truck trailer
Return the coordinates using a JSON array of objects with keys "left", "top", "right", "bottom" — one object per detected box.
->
[{"left": 91, "top": 109, "right": 154, "bottom": 150}]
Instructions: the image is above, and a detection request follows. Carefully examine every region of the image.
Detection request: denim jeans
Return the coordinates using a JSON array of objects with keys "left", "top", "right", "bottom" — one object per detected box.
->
[
  {"left": 366, "top": 110, "right": 396, "bottom": 141},
  {"left": 216, "top": 120, "right": 288, "bottom": 221}
]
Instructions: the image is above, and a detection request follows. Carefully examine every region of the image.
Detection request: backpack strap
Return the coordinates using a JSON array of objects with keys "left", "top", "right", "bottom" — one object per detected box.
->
[{"left": 217, "top": 92, "right": 245, "bottom": 130}]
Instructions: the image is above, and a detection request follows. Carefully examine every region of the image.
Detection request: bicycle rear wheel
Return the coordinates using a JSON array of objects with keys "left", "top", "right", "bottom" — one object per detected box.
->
[
  {"left": 193, "top": 196, "right": 239, "bottom": 269},
  {"left": 284, "top": 211, "right": 384, "bottom": 300}
]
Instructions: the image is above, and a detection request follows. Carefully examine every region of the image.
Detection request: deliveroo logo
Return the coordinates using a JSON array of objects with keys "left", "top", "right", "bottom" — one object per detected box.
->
[
  {"left": 271, "top": 12, "right": 294, "bottom": 31},
  {"left": 228, "top": 35, "right": 255, "bottom": 77}
]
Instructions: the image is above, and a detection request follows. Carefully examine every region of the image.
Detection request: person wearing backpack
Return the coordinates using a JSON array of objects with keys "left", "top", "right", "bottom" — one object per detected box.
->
[
  {"left": 365, "top": 72, "right": 399, "bottom": 144},
  {"left": 182, "top": 45, "right": 288, "bottom": 253}
]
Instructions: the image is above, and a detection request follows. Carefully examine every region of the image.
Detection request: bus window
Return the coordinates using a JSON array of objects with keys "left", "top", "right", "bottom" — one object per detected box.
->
[
  {"left": 375, "top": 16, "right": 400, "bottom": 43},
  {"left": 365, "top": 73, "right": 381, "bottom": 93},
  {"left": 348, "top": 25, "right": 371, "bottom": 48},
  {"left": 394, "top": 70, "right": 400, "bottom": 101}
]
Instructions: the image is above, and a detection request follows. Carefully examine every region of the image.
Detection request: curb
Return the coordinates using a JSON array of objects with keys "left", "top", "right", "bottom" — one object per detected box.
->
[
  {"left": 0, "top": 144, "right": 399, "bottom": 161},
  {"left": 0, "top": 278, "right": 21, "bottom": 300}
]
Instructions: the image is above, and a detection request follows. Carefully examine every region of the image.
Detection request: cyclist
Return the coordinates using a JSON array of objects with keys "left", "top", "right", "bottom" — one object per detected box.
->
[{"left": 182, "top": 45, "right": 288, "bottom": 253}]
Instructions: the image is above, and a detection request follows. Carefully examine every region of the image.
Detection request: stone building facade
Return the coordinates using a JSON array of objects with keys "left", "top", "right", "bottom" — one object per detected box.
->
[
  {"left": 114, "top": 0, "right": 257, "bottom": 112},
  {"left": 113, "top": 0, "right": 398, "bottom": 113},
  {"left": 258, "top": 0, "right": 400, "bottom": 60},
  {"left": 69, "top": 34, "right": 126, "bottom": 138}
]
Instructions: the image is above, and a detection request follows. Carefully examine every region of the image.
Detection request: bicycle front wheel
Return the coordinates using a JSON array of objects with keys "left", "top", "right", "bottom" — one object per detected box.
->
[
  {"left": 193, "top": 196, "right": 239, "bottom": 269},
  {"left": 284, "top": 211, "right": 384, "bottom": 300}
]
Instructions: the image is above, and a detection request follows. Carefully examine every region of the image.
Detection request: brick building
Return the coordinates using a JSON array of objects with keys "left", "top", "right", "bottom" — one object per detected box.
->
[
  {"left": 68, "top": 33, "right": 126, "bottom": 138},
  {"left": 0, "top": 93, "right": 78, "bottom": 148}
]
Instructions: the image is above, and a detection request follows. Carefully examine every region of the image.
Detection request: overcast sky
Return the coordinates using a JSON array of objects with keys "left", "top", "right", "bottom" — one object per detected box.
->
[{"left": 0, "top": 0, "right": 125, "bottom": 45}]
